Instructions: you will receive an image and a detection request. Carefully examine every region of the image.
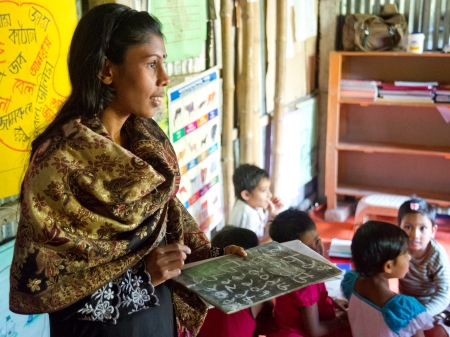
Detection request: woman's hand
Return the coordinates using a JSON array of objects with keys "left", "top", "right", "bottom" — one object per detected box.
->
[
  {"left": 224, "top": 245, "right": 247, "bottom": 257},
  {"left": 144, "top": 243, "right": 191, "bottom": 286}
]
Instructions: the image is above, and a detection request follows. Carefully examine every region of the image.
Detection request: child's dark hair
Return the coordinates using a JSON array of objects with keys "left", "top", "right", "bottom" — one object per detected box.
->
[
  {"left": 233, "top": 164, "right": 269, "bottom": 200},
  {"left": 397, "top": 197, "right": 436, "bottom": 227},
  {"left": 269, "top": 208, "right": 316, "bottom": 244},
  {"left": 212, "top": 226, "right": 259, "bottom": 250},
  {"left": 352, "top": 221, "right": 409, "bottom": 277}
]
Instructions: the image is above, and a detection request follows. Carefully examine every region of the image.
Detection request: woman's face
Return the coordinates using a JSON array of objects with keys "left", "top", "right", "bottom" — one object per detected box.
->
[{"left": 107, "top": 34, "right": 170, "bottom": 119}]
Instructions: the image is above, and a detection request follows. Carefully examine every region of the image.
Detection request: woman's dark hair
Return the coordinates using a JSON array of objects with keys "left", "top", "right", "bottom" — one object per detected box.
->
[
  {"left": 27, "top": 4, "right": 163, "bottom": 166},
  {"left": 21, "top": 4, "right": 163, "bottom": 200},
  {"left": 233, "top": 164, "right": 269, "bottom": 200},
  {"left": 211, "top": 226, "right": 259, "bottom": 250},
  {"left": 352, "top": 221, "right": 409, "bottom": 277},
  {"left": 269, "top": 208, "right": 316, "bottom": 244},
  {"left": 397, "top": 197, "right": 436, "bottom": 227}
]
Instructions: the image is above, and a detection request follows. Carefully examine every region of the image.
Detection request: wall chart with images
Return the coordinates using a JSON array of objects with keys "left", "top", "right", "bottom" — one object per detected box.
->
[{"left": 168, "top": 67, "right": 223, "bottom": 235}]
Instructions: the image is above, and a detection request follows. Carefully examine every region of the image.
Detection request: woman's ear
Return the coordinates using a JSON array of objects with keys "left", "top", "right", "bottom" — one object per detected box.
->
[
  {"left": 98, "top": 57, "right": 113, "bottom": 85},
  {"left": 240, "top": 190, "right": 251, "bottom": 201}
]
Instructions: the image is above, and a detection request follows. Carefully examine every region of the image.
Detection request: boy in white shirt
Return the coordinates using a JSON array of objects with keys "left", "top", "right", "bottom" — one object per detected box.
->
[{"left": 228, "top": 164, "right": 283, "bottom": 243}]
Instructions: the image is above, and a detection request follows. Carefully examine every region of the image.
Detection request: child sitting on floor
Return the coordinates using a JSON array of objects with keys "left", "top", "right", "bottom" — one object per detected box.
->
[
  {"left": 198, "top": 226, "right": 274, "bottom": 337},
  {"left": 341, "top": 221, "right": 435, "bottom": 337},
  {"left": 267, "top": 208, "right": 350, "bottom": 337},
  {"left": 398, "top": 198, "right": 450, "bottom": 335},
  {"left": 229, "top": 164, "right": 283, "bottom": 243}
]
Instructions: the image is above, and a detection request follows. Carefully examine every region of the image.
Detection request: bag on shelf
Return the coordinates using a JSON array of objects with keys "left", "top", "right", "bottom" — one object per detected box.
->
[{"left": 342, "top": 8, "right": 408, "bottom": 52}]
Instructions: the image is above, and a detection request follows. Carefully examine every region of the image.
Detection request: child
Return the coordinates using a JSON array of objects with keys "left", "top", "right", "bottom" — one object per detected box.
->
[
  {"left": 341, "top": 221, "right": 435, "bottom": 337},
  {"left": 267, "top": 208, "right": 350, "bottom": 337},
  {"left": 198, "top": 226, "right": 273, "bottom": 337},
  {"left": 398, "top": 198, "right": 450, "bottom": 333},
  {"left": 229, "top": 164, "right": 283, "bottom": 243}
]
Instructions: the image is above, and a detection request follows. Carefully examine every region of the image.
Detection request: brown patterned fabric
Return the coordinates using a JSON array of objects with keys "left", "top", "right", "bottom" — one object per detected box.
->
[{"left": 10, "top": 116, "right": 209, "bottom": 336}]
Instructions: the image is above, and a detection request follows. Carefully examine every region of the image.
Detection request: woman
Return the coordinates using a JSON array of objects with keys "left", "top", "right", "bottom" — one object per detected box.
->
[{"left": 9, "top": 4, "right": 244, "bottom": 337}]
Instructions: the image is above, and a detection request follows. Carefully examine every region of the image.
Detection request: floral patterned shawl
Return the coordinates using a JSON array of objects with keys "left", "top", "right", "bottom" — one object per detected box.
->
[{"left": 10, "top": 116, "right": 210, "bottom": 336}]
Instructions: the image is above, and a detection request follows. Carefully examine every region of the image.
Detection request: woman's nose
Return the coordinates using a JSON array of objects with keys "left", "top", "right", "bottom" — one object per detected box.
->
[{"left": 158, "top": 67, "right": 170, "bottom": 87}]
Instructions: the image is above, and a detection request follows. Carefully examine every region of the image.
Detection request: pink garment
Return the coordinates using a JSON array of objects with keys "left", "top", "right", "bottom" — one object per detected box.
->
[
  {"left": 198, "top": 307, "right": 256, "bottom": 337},
  {"left": 268, "top": 283, "right": 335, "bottom": 337}
]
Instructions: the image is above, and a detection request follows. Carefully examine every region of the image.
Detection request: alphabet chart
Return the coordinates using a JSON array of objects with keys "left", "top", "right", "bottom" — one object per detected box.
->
[{"left": 0, "top": 0, "right": 77, "bottom": 199}]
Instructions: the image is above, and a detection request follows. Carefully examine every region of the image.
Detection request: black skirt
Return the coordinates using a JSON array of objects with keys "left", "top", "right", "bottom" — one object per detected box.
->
[{"left": 49, "top": 282, "right": 176, "bottom": 337}]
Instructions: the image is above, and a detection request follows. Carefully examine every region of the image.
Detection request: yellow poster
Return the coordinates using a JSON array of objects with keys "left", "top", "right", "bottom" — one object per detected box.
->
[{"left": 0, "top": 0, "right": 77, "bottom": 199}]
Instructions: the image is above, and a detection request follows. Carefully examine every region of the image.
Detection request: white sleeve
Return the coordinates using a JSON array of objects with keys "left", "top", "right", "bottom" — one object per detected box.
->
[{"left": 228, "top": 203, "right": 260, "bottom": 235}]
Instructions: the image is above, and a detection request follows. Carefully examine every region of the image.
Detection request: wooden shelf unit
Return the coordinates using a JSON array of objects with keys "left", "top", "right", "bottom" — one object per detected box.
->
[{"left": 325, "top": 51, "right": 450, "bottom": 210}]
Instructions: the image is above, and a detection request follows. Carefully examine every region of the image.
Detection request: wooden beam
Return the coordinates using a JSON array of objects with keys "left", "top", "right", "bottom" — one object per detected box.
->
[
  {"left": 271, "top": 0, "right": 287, "bottom": 196},
  {"left": 220, "top": 0, "right": 235, "bottom": 222},
  {"left": 252, "top": 1, "right": 261, "bottom": 167},
  {"left": 238, "top": 0, "right": 258, "bottom": 164}
]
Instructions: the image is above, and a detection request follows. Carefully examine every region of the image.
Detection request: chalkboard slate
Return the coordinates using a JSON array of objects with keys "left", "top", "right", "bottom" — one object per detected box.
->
[{"left": 174, "top": 241, "right": 342, "bottom": 314}]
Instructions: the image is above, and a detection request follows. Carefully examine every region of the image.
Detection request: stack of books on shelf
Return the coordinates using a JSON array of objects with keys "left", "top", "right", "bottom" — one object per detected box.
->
[
  {"left": 340, "top": 79, "right": 379, "bottom": 101},
  {"left": 329, "top": 238, "right": 352, "bottom": 258},
  {"left": 377, "top": 81, "right": 436, "bottom": 104},
  {"left": 435, "top": 85, "right": 450, "bottom": 103}
]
